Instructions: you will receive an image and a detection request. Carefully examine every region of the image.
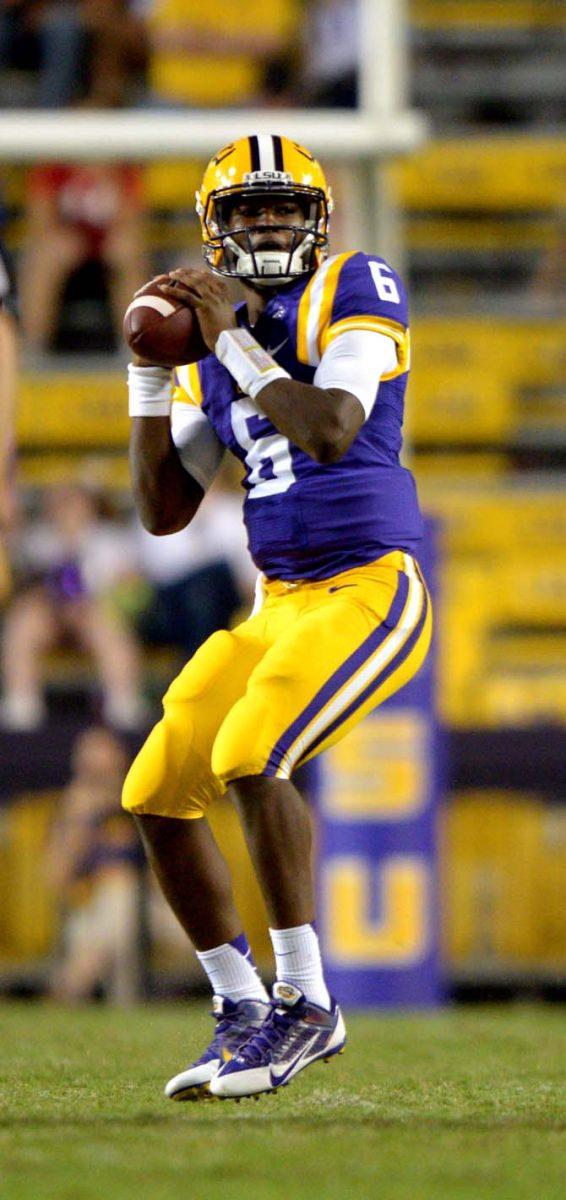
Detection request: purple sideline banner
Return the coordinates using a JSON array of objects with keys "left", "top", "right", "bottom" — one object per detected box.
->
[{"left": 315, "top": 521, "right": 442, "bottom": 1007}]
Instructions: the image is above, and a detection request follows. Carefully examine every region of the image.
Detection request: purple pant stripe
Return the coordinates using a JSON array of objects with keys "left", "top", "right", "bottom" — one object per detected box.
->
[
  {"left": 298, "top": 584, "right": 429, "bottom": 765},
  {"left": 264, "top": 571, "right": 409, "bottom": 778}
]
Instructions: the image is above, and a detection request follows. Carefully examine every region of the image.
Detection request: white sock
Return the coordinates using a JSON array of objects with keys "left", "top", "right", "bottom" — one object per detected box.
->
[
  {"left": 196, "top": 935, "right": 269, "bottom": 1004},
  {"left": 269, "top": 923, "right": 331, "bottom": 1010}
]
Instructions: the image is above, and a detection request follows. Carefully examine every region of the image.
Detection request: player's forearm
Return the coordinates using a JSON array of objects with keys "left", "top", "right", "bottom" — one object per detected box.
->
[
  {"left": 214, "top": 327, "right": 363, "bottom": 464},
  {"left": 129, "top": 417, "right": 203, "bottom": 535},
  {"left": 256, "top": 379, "right": 363, "bottom": 464}
]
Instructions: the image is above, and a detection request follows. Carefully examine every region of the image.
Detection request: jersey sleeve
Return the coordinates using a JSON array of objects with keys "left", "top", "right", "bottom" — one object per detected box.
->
[
  {"left": 171, "top": 363, "right": 224, "bottom": 492},
  {"left": 296, "top": 250, "right": 410, "bottom": 379},
  {"left": 313, "top": 329, "right": 398, "bottom": 419}
]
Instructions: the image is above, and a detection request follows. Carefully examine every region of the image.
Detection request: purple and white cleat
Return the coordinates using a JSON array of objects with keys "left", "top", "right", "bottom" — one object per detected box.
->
[
  {"left": 209, "top": 982, "right": 346, "bottom": 1099},
  {"left": 165, "top": 994, "right": 270, "bottom": 1101}
]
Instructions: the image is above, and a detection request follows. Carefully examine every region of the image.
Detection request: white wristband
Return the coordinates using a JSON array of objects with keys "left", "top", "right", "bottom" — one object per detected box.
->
[
  {"left": 215, "top": 328, "right": 290, "bottom": 401},
  {"left": 128, "top": 363, "right": 172, "bottom": 417}
]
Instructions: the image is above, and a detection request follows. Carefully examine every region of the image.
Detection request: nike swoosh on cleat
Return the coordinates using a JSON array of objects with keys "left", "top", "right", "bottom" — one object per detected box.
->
[{"left": 269, "top": 1033, "right": 320, "bottom": 1086}]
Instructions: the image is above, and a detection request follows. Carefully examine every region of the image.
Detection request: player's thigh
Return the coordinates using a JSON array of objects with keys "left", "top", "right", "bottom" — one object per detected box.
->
[
  {"left": 212, "top": 559, "right": 431, "bottom": 783},
  {"left": 122, "top": 627, "right": 264, "bottom": 819}
]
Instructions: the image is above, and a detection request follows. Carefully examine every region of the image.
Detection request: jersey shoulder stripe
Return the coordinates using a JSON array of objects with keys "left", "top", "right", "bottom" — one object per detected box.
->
[
  {"left": 323, "top": 314, "right": 411, "bottom": 379},
  {"left": 172, "top": 362, "right": 204, "bottom": 408},
  {"left": 296, "top": 251, "right": 356, "bottom": 366},
  {"left": 296, "top": 250, "right": 410, "bottom": 376},
  {"left": 327, "top": 252, "right": 410, "bottom": 379}
]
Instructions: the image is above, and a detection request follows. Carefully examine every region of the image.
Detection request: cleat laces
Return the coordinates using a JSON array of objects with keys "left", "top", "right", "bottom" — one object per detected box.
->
[
  {"left": 235, "top": 1006, "right": 296, "bottom": 1067},
  {"left": 192, "top": 996, "right": 271, "bottom": 1068},
  {"left": 195, "top": 1012, "right": 237, "bottom": 1065}
]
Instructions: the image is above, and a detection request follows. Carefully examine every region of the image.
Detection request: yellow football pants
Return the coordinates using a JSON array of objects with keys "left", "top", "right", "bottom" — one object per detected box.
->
[{"left": 122, "top": 551, "right": 432, "bottom": 819}]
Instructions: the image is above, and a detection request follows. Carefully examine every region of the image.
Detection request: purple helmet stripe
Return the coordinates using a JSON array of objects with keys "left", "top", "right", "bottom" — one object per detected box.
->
[
  {"left": 272, "top": 135, "right": 284, "bottom": 172},
  {"left": 248, "top": 135, "right": 260, "bottom": 172}
]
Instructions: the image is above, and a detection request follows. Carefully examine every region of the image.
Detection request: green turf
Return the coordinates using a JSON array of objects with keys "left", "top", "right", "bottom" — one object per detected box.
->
[{"left": 0, "top": 1002, "right": 564, "bottom": 1200}]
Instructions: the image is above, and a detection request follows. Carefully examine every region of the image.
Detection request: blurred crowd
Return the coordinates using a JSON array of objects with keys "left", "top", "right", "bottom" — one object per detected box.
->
[
  {"left": 0, "top": 1, "right": 359, "bottom": 112},
  {"left": 0, "top": 2, "right": 363, "bottom": 739},
  {"left": 0, "top": 1, "right": 564, "bottom": 999},
  {"left": 0, "top": 471, "right": 256, "bottom": 732},
  {"left": 0, "top": 0, "right": 360, "bottom": 353},
  {"left": 0, "top": 1, "right": 362, "bottom": 998}
]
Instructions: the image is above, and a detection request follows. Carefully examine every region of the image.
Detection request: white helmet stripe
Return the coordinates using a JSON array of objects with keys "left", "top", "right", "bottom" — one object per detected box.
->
[{"left": 257, "top": 134, "right": 276, "bottom": 171}]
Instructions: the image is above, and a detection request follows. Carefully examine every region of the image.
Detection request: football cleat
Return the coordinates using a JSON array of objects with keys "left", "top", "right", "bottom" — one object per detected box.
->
[
  {"left": 164, "top": 994, "right": 270, "bottom": 1101},
  {"left": 209, "top": 982, "right": 346, "bottom": 1099}
]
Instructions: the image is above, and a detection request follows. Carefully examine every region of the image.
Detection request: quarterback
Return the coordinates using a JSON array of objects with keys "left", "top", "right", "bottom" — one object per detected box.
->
[{"left": 123, "top": 134, "right": 432, "bottom": 1100}]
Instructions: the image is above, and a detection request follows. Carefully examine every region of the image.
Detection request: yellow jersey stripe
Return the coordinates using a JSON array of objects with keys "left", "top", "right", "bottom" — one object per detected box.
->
[
  {"left": 322, "top": 316, "right": 411, "bottom": 379},
  {"left": 322, "top": 314, "right": 406, "bottom": 348},
  {"left": 296, "top": 265, "right": 320, "bottom": 364},
  {"left": 296, "top": 252, "right": 356, "bottom": 366},
  {"left": 173, "top": 362, "right": 204, "bottom": 408},
  {"left": 315, "top": 252, "right": 355, "bottom": 360},
  {"left": 382, "top": 327, "right": 411, "bottom": 379}
]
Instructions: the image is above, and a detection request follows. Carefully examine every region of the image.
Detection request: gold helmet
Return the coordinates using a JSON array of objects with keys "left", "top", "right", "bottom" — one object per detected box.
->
[{"left": 196, "top": 134, "right": 333, "bottom": 285}]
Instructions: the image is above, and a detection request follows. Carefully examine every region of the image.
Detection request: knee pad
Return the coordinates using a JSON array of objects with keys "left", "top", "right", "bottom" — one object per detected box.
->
[
  {"left": 122, "top": 711, "right": 219, "bottom": 820},
  {"left": 211, "top": 693, "right": 272, "bottom": 785}
]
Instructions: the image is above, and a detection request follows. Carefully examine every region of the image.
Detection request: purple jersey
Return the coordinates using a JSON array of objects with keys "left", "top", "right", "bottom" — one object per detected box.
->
[{"left": 173, "top": 251, "right": 423, "bottom": 581}]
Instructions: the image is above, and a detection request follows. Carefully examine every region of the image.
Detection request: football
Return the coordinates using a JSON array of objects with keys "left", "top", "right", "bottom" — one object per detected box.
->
[{"left": 123, "top": 280, "right": 209, "bottom": 367}]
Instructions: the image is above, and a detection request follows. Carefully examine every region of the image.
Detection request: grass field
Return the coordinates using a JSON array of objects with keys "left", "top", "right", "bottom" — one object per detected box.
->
[{"left": 0, "top": 1002, "right": 564, "bottom": 1200}]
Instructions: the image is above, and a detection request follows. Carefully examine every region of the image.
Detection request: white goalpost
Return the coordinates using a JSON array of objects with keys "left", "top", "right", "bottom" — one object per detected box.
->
[{"left": 0, "top": 1, "right": 426, "bottom": 264}]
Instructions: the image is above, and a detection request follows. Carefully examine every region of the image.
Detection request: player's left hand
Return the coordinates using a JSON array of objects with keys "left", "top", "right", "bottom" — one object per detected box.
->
[{"left": 159, "top": 268, "right": 237, "bottom": 352}]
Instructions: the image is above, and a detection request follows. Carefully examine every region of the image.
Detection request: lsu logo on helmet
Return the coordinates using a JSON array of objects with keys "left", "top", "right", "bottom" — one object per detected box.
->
[{"left": 196, "top": 134, "right": 333, "bottom": 285}]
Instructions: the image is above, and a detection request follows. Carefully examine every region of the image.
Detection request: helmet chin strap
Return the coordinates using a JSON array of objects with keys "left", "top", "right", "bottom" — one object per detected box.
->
[
  {"left": 226, "top": 234, "right": 316, "bottom": 285},
  {"left": 236, "top": 250, "right": 292, "bottom": 284}
]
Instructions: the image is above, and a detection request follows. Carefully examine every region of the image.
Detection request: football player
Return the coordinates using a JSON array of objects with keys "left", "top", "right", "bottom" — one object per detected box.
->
[{"left": 123, "top": 134, "right": 432, "bottom": 1100}]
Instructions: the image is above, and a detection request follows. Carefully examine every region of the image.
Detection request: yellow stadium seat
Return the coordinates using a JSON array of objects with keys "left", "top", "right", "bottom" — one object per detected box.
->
[
  {"left": 420, "top": 487, "right": 566, "bottom": 557},
  {"left": 18, "top": 452, "right": 131, "bottom": 492},
  {"left": 480, "top": 671, "right": 566, "bottom": 725},
  {"left": 411, "top": 2, "right": 566, "bottom": 30},
  {"left": 434, "top": 561, "right": 494, "bottom": 725},
  {"left": 145, "top": 161, "right": 205, "bottom": 209},
  {"left": 496, "top": 554, "right": 566, "bottom": 625},
  {"left": 390, "top": 139, "right": 566, "bottom": 210},
  {"left": 429, "top": 522, "right": 566, "bottom": 727},
  {"left": 409, "top": 368, "right": 514, "bottom": 443},
  {"left": 0, "top": 790, "right": 272, "bottom": 973},
  {"left": 443, "top": 791, "right": 547, "bottom": 971},
  {"left": 407, "top": 215, "right": 558, "bottom": 256},
  {"left": 415, "top": 454, "right": 508, "bottom": 483},
  {"left": 483, "top": 633, "right": 566, "bottom": 723},
  {"left": 518, "top": 389, "right": 566, "bottom": 441},
  {"left": 409, "top": 316, "right": 566, "bottom": 446},
  {"left": 0, "top": 793, "right": 59, "bottom": 962},
  {"left": 412, "top": 318, "right": 565, "bottom": 389},
  {"left": 536, "top": 808, "right": 566, "bottom": 970},
  {"left": 490, "top": 632, "right": 566, "bottom": 671},
  {"left": 17, "top": 372, "right": 128, "bottom": 449},
  {"left": 147, "top": 0, "right": 297, "bottom": 108},
  {"left": 0, "top": 164, "right": 26, "bottom": 207}
]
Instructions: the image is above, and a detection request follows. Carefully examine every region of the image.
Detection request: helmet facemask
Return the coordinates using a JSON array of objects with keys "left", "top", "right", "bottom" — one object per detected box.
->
[{"left": 199, "top": 182, "right": 330, "bottom": 286}]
